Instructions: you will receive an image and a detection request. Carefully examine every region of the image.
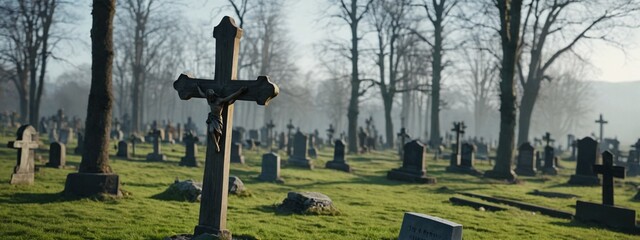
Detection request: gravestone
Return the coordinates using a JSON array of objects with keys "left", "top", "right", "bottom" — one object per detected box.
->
[
  {"left": 595, "top": 114, "right": 608, "bottom": 152},
  {"left": 171, "top": 16, "right": 279, "bottom": 238},
  {"left": 258, "top": 152, "right": 283, "bottom": 183},
  {"left": 447, "top": 122, "right": 478, "bottom": 174},
  {"left": 58, "top": 128, "right": 74, "bottom": 144},
  {"left": 307, "top": 134, "right": 317, "bottom": 158},
  {"left": 47, "top": 142, "right": 66, "bottom": 168},
  {"left": 397, "top": 127, "right": 410, "bottom": 157},
  {"left": 260, "top": 126, "right": 269, "bottom": 147},
  {"left": 476, "top": 142, "right": 489, "bottom": 160},
  {"left": 459, "top": 143, "right": 481, "bottom": 175},
  {"left": 48, "top": 127, "right": 58, "bottom": 143},
  {"left": 325, "top": 140, "right": 352, "bottom": 172},
  {"left": 180, "top": 132, "right": 200, "bottom": 167},
  {"left": 288, "top": 131, "right": 313, "bottom": 169},
  {"left": 358, "top": 127, "right": 369, "bottom": 153},
  {"left": 575, "top": 151, "right": 635, "bottom": 231},
  {"left": 627, "top": 139, "right": 640, "bottom": 177},
  {"left": 398, "top": 212, "right": 462, "bottom": 240},
  {"left": 230, "top": 142, "right": 244, "bottom": 164},
  {"left": 249, "top": 129, "right": 259, "bottom": 141},
  {"left": 8, "top": 125, "right": 39, "bottom": 185},
  {"left": 231, "top": 129, "right": 242, "bottom": 144},
  {"left": 74, "top": 132, "right": 84, "bottom": 155},
  {"left": 568, "top": 137, "right": 601, "bottom": 185},
  {"left": 286, "top": 119, "right": 295, "bottom": 156},
  {"left": 514, "top": 142, "right": 536, "bottom": 176},
  {"left": 116, "top": 140, "right": 129, "bottom": 158},
  {"left": 146, "top": 129, "right": 166, "bottom": 161},
  {"left": 387, "top": 140, "right": 436, "bottom": 183},
  {"left": 326, "top": 124, "right": 335, "bottom": 146},
  {"left": 278, "top": 132, "right": 287, "bottom": 150},
  {"left": 535, "top": 151, "right": 542, "bottom": 170},
  {"left": 542, "top": 146, "right": 558, "bottom": 175}
]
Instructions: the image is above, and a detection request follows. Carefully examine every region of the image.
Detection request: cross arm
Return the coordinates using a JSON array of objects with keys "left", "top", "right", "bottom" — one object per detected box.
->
[{"left": 173, "top": 74, "right": 279, "bottom": 106}]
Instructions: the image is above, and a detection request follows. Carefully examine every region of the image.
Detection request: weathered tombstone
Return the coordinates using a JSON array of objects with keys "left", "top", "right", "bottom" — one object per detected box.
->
[
  {"left": 540, "top": 132, "right": 558, "bottom": 175},
  {"left": 230, "top": 142, "right": 244, "bottom": 164},
  {"left": 397, "top": 127, "right": 410, "bottom": 157},
  {"left": 231, "top": 129, "right": 242, "bottom": 144},
  {"left": 307, "top": 134, "right": 317, "bottom": 158},
  {"left": 535, "top": 151, "right": 542, "bottom": 170},
  {"left": 575, "top": 151, "right": 635, "bottom": 230},
  {"left": 568, "top": 137, "right": 601, "bottom": 185},
  {"left": 514, "top": 142, "right": 536, "bottom": 176},
  {"left": 7, "top": 125, "right": 39, "bottom": 185},
  {"left": 387, "top": 140, "right": 437, "bottom": 183},
  {"left": 180, "top": 132, "right": 200, "bottom": 167},
  {"left": 288, "top": 131, "right": 313, "bottom": 169},
  {"left": 260, "top": 126, "right": 268, "bottom": 147},
  {"left": 277, "top": 131, "right": 287, "bottom": 150},
  {"left": 265, "top": 119, "right": 275, "bottom": 149},
  {"left": 459, "top": 143, "right": 481, "bottom": 175},
  {"left": 627, "top": 139, "right": 640, "bottom": 177},
  {"left": 447, "top": 122, "right": 477, "bottom": 174},
  {"left": 146, "top": 129, "right": 166, "bottom": 161},
  {"left": 325, "top": 140, "right": 352, "bottom": 172},
  {"left": 74, "top": 132, "right": 84, "bottom": 155},
  {"left": 116, "top": 140, "right": 129, "bottom": 158},
  {"left": 48, "top": 126, "right": 59, "bottom": 143},
  {"left": 258, "top": 152, "right": 283, "bottom": 183},
  {"left": 249, "top": 129, "right": 259, "bottom": 141},
  {"left": 476, "top": 142, "right": 489, "bottom": 160},
  {"left": 171, "top": 16, "right": 279, "bottom": 238},
  {"left": 358, "top": 127, "right": 369, "bottom": 153},
  {"left": 398, "top": 212, "right": 462, "bottom": 240},
  {"left": 47, "top": 142, "right": 66, "bottom": 168}
]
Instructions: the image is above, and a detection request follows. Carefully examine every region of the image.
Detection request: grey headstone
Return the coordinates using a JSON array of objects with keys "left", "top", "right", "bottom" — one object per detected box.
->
[
  {"left": 398, "top": 212, "right": 462, "bottom": 240},
  {"left": 259, "top": 152, "right": 283, "bottom": 183},
  {"left": 288, "top": 131, "right": 312, "bottom": 169},
  {"left": 8, "top": 125, "right": 39, "bottom": 185},
  {"left": 116, "top": 140, "right": 129, "bottom": 158},
  {"left": 230, "top": 142, "right": 244, "bottom": 164},
  {"left": 387, "top": 140, "right": 436, "bottom": 183},
  {"left": 326, "top": 140, "right": 351, "bottom": 172},
  {"left": 180, "top": 133, "right": 199, "bottom": 167},
  {"left": 515, "top": 142, "right": 536, "bottom": 176},
  {"left": 569, "top": 137, "right": 601, "bottom": 185},
  {"left": 542, "top": 146, "right": 558, "bottom": 175}
]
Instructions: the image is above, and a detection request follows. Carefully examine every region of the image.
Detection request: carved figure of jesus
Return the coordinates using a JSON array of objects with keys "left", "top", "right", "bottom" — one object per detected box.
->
[{"left": 197, "top": 85, "right": 248, "bottom": 152}]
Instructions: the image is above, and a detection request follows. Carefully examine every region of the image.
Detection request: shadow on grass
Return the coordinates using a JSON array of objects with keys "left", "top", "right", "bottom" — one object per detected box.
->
[
  {"left": 551, "top": 220, "right": 640, "bottom": 236},
  {"left": 0, "top": 192, "right": 66, "bottom": 204}
]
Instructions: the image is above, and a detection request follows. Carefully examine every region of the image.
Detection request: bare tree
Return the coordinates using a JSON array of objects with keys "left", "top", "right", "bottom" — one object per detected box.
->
[
  {"left": 330, "top": 0, "right": 374, "bottom": 153},
  {"left": 516, "top": 0, "right": 640, "bottom": 145},
  {"left": 0, "top": 0, "right": 64, "bottom": 125},
  {"left": 412, "top": 0, "right": 461, "bottom": 148},
  {"left": 484, "top": 0, "right": 522, "bottom": 181}
]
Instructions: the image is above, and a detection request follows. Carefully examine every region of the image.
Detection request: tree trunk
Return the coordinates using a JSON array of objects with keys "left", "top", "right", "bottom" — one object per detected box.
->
[
  {"left": 429, "top": 43, "right": 442, "bottom": 147},
  {"left": 79, "top": 0, "right": 115, "bottom": 173},
  {"left": 346, "top": 1, "right": 360, "bottom": 154},
  {"left": 517, "top": 71, "right": 542, "bottom": 145}
]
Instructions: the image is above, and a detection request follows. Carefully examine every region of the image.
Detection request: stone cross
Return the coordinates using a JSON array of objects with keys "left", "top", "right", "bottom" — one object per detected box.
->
[
  {"left": 8, "top": 125, "right": 39, "bottom": 185},
  {"left": 172, "top": 16, "right": 278, "bottom": 238},
  {"left": 542, "top": 132, "right": 554, "bottom": 147},
  {"left": 593, "top": 151, "right": 625, "bottom": 206},
  {"left": 595, "top": 114, "right": 608, "bottom": 150},
  {"left": 286, "top": 119, "right": 295, "bottom": 156},
  {"left": 266, "top": 119, "right": 275, "bottom": 150},
  {"left": 326, "top": 124, "right": 335, "bottom": 145},
  {"left": 397, "top": 127, "right": 411, "bottom": 156},
  {"left": 451, "top": 122, "right": 466, "bottom": 166},
  {"left": 365, "top": 115, "right": 373, "bottom": 133}
]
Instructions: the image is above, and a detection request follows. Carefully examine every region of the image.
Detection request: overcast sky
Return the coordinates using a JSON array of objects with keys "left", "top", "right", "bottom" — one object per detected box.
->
[{"left": 50, "top": 1, "right": 639, "bottom": 84}]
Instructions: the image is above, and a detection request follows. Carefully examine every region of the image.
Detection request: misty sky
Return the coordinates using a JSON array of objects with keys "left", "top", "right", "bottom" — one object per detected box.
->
[{"left": 51, "top": 1, "right": 639, "bottom": 84}]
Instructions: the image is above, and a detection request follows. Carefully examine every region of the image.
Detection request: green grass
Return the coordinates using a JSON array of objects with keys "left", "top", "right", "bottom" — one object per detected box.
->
[{"left": 0, "top": 129, "right": 639, "bottom": 239}]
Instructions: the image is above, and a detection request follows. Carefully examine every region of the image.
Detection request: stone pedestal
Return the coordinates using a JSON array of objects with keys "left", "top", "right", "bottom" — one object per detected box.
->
[
  {"left": 575, "top": 201, "right": 636, "bottom": 231},
  {"left": 64, "top": 172, "right": 121, "bottom": 197}
]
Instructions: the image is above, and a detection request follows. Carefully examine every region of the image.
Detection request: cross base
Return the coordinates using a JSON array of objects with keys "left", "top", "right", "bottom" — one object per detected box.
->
[
  {"left": 575, "top": 200, "right": 637, "bottom": 231},
  {"left": 10, "top": 172, "right": 34, "bottom": 185},
  {"left": 64, "top": 172, "right": 121, "bottom": 197},
  {"left": 568, "top": 174, "right": 600, "bottom": 186},
  {"left": 194, "top": 225, "right": 231, "bottom": 240}
]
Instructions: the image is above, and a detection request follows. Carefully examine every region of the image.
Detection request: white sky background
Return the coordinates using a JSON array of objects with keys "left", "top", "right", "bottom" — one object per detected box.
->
[{"left": 50, "top": 1, "right": 640, "bottom": 83}]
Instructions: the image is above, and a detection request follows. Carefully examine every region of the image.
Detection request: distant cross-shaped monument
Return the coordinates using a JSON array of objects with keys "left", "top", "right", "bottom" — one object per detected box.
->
[
  {"left": 595, "top": 114, "right": 608, "bottom": 151},
  {"left": 326, "top": 124, "right": 335, "bottom": 146},
  {"left": 397, "top": 127, "right": 411, "bottom": 157},
  {"left": 266, "top": 119, "right": 276, "bottom": 150},
  {"left": 593, "top": 151, "right": 625, "bottom": 206},
  {"left": 450, "top": 122, "right": 466, "bottom": 167},
  {"left": 542, "top": 132, "right": 554, "bottom": 147},
  {"left": 8, "top": 125, "right": 39, "bottom": 185},
  {"left": 172, "top": 16, "right": 278, "bottom": 238},
  {"left": 286, "top": 119, "right": 295, "bottom": 156}
]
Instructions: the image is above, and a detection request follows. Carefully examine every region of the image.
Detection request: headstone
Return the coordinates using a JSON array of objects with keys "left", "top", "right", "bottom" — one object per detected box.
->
[
  {"left": 397, "top": 127, "right": 411, "bottom": 157},
  {"left": 387, "top": 140, "right": 437, "bottom": 183},
  {"left": 231, "top": 129, "right": 243, "bottom": 144},
  {"left": 146, "top": 129, "right": 166, "bottom": 161},
  {"left": 116, "top": 140, "right": 129, "bottom": 158},
  {"left": 358, "top": 127, "right": 369, "bottom": 153},
  {"left": 228, "top": 176, "right": 245, "bottom": 195},
  {"left": 575, "top": 151, "right": 635, "bottom": 231},
  {"left": 476, "top": 142, "right": 489, "bottom": 160},
  {"left": 74, "top": 132, "right": 84, "bottom": 155},
  {"left": 627, "top": 139, "right": 640, "bottom": 177},
  {"left": 398, "top": 212, "right": 462, "bottom": 240},
  {"left": 230, "top": 142, "right": 244, "bottom": 164},
  {"left": 277, "top": 132, "right": 287, "bottom": 150},
  {"left": 288, "top": 130, "right": 313, "bottom": 169},
  {"left": 258, "top": 152, "right": 283, "bottom": 183},
  {"left": 459, "top": 143, "right": 481, "bottom": 175},
  {"left": 171, "top": 17, "right": 279, "bottom": 238},
  {"left": 326, "top": 124, "right": 335, "bottom": 145},
  {"left": 568, "top": 137, "right": 601, "bottom": 185},
  {"left": 8, "top": 125, "right": 39, "bottom": 185},
  {"left": 514, "top": 142, "right": 536, "bottom": 176},
  {"left": 260, "top": 126, "right": 268, "bottom": 146},
  {"left": 325, "top": 140, "right": 351, "bottom": 172},
  {"left": 542, "top": 146, "right": 558, "bottom": 175},
  {"left": 307, "top": 134, "right": 317, "bottom": 158},
  {"left": 180, "top": 132, "right": 199, "bottom": 167},
  {"left": 47, "top": 142, "right": 66, "bottom": 168},
  {"left": 48, "top": 126, "right": 59, "bottom": 143},
  {"left": 249, "top": 129, "right": 259, "bottom": 141},
  {"left": 58, "top": 128, "right": 74, "bottom": 144}
]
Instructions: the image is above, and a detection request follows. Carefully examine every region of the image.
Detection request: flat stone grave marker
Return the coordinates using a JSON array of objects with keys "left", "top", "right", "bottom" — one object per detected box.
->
[
  {"left": 288, "top": 130, "right": 313, "bottom": 169},
  {"left": 47, "top": 142, "right": 66, "bottom": 168},
  {"left": 398, "top": 212, "right": 462, "bottom": 240},
  {"left": 116, "top": 140, "right": 129, "bottom": 158},
  {"left": 258, "top": 152, "right": 283, "bottom": 183},
  {"left": 171, "top": 16, "right": 279, "bottom": 238},
  {"left": 325, "top": 140, "right": 352, "bottom": 172},
  {"left": 8, "top": 125, "right": 39, "bottom": 185},
  {"left": 387, "top": 140, "right": 436, "bottom": 183},
  {"left": 515, "top": 142, "right": 536, "bottom": 176},
  {"left": 575, "top": 151, "right": 636, "bottom": 231},
  {"left": 568, "top": 137, "right": 601, "bottom": 185}
]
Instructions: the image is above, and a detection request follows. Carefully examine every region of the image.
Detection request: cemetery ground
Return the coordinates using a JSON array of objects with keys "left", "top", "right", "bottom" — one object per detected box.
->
[{"left": 0, "top": 134, "right": 639, "bottom": 239}]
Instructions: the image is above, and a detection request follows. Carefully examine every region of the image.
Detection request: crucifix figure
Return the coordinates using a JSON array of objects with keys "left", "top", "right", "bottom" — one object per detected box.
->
[
  {"left": 542, "top": 132, "right": 554, "bottom": 147},
  {"left": 173, "top": 16, "right": 278, "bottom": 238},
  {"left": 593, "top": 151, "right": 625, "bottom": 205},
  {"left": 595, "top": 114, "right": 608, "bottom": 151}
]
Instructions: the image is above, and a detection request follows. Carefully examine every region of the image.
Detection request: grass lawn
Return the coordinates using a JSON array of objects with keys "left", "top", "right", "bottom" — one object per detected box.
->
[{"left": 0, "top": 129, "right": 639, "bottom": 239}]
